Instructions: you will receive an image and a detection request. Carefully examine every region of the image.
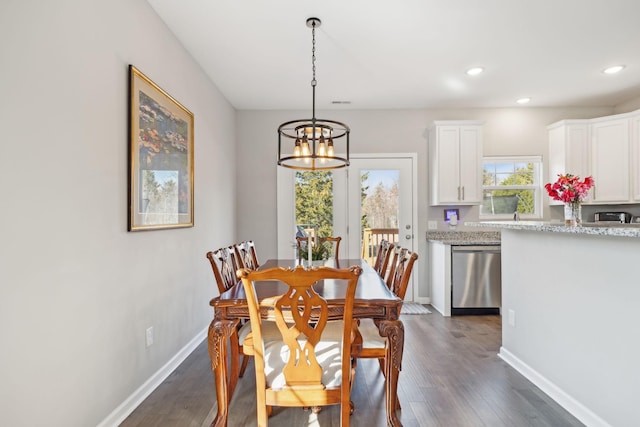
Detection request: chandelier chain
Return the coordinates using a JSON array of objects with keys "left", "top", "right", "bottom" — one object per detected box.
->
[{"left": 311, "top": 22, "right": 317, "bottom": 87}]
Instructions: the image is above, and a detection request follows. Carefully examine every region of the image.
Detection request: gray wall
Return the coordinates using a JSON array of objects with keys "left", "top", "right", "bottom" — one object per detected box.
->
[{"left": 0, "top": 1, "right": 236, "bottom": 425}]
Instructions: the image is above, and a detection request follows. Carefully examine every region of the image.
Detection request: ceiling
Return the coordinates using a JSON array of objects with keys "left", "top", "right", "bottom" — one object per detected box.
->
[{"left": 148, "top": 0, "right": 640, "bottom": 111}]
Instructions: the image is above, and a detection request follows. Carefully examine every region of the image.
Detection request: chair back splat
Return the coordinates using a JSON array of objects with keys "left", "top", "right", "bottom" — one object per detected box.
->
[
  {"left": 206, "top": 246, "right": 241, "bottom": 294},
  {"left": 388, "top": 248, "right": 419, "bottom": 300},
  {"left": 235, "top": 240, "right": 260, "bottom": 270},
  {"left": 239, "top": 265, "right": 362, "bottom": 426},
  {"left": 373, "top": 239, "right": 394, "bottom": 279}
]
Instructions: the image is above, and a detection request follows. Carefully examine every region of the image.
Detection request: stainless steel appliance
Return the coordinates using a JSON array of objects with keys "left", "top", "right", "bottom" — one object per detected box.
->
[
  {"left": 451, "top": 245, "right": 501, "bottom": 315},
  {"left": 594, "top": 211, "right": 632, "bottom": 223}
]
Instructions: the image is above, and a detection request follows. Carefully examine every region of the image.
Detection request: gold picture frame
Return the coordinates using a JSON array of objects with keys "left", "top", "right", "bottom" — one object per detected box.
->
[{"left": 128, "top": 65, "right": 194, "bottom": 231}]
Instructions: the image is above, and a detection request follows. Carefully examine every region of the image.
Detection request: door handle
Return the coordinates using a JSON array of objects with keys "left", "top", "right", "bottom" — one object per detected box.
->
[{"left": 405, "top": 234, "right": 413, "bottom": 240}]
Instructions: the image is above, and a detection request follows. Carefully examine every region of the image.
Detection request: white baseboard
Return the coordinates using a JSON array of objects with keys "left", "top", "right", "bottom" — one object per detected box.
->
[
  {"left": 97, "top": 327, "right": 208, "bottom": 427},
  {"left": 415, "top": 296, "right": 431, "bottom": 305},
  {"left": 498, "top": 347, "right": 612, "bottom": 427},
  {"left": 429, "top": 302, "right": 445, "bottom": 316}
]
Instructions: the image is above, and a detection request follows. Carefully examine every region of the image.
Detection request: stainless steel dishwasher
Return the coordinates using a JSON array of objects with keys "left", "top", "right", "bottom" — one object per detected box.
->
[{"left": 451, "top": 245, "right": 501, "bottom": 315}]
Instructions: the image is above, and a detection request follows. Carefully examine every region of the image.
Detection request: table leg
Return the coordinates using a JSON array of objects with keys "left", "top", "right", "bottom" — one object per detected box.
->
[
  {"left": 207, "top": 318, "right": 239, "bottom": 427},
  {"left": 378, "top": 319, "right": 404, "bottom": 427}
]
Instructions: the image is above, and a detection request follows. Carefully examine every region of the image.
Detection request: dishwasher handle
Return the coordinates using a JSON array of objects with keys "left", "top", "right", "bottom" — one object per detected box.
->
[{"left": 452, "top": 245, "right": 501, "bottom": 253}]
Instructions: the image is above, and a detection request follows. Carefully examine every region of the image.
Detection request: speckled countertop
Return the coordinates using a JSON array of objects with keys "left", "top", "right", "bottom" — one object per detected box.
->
[
  {"left": 426, "top": 227, "right": 501, "bottom": 245},
  {"left": 465, "top": 221, "right": 640, "bottom": 238}
]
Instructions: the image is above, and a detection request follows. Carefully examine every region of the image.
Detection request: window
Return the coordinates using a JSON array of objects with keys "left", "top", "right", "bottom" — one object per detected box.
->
[{"left": 481, "top": 156, "right": 542, "bottom": 219}]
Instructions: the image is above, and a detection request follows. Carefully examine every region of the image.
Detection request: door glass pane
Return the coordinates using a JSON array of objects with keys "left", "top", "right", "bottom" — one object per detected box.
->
[
  {"left": 361, "top": 169, "right": 399, "bottom": 265},
  {"left": 295, "top": 171, "right": 334, "bottom": 239}
]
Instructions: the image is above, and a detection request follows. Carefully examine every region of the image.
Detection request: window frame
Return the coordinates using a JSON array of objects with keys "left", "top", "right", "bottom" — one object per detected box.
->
[{"left": 480, "top": 155, "right": 543, "bottom": 220}]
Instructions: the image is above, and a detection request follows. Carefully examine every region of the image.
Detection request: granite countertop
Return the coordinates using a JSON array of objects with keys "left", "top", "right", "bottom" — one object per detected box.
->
[
  {"left": 426, "top": 228, "right": 501, "bottom": 245},
  {"left": 465, "top": 220, "right": 640, "bottom": 238}
]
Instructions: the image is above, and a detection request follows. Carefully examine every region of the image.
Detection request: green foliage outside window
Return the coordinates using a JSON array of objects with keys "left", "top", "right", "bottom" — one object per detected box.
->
[
  {"left": 295, "top": 171, "right": 334, "bottom": 237},
  {"left": 482, "top": 161, "right": 537, "bottom": 215}
]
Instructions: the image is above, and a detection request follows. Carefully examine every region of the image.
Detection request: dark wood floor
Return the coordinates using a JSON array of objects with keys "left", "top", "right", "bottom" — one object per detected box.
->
[{"left": 120, "top": 307, "right": 584, "bottom": 427}]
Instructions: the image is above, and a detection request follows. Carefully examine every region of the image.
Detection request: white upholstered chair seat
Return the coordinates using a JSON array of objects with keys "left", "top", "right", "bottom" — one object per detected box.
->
[
  {"left": 238, "top": 320, "right": 281, "bottom": 347},
  {"left": 259, "top": 320, "right": 345, "bottom": 390},
  {"left": 357, "top": 318, "right": 386, "bottom": 349}
]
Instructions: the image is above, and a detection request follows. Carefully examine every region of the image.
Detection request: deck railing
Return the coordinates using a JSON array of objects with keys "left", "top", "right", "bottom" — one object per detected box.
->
[{"left": 361, "top": 228, "right": 399, "bottom": 266}]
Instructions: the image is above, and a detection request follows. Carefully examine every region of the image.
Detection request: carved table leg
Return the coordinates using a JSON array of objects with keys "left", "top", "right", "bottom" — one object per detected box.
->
[
  {"left": 207, "top": 318, "right": 239, "bottom": 427},
  {"left": 378, "top": 319, "right": 404, "bottom": 427}
]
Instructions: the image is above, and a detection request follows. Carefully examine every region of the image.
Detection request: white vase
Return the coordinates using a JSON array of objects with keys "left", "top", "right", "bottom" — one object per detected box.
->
[{"left": 564, "top": 203, "right": 582, "bottom": 226}]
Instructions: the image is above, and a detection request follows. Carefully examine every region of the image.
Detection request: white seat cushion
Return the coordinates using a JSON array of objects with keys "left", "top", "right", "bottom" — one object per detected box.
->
[
  {"left": 358, "top": 318, "right": 386, "bottom": 349},
  {"left": 261, "top": 320, "right": 345, "bottom": 390},
  {"left": 238, "top": 319, "right": 281, "bottom": 345}
]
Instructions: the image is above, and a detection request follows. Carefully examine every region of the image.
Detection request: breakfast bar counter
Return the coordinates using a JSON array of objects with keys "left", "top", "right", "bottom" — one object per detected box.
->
[
  {"left": 468, "top": 219, "right": 640, "bottom": 238},
  {"left": 466, "top": 221, "right": 640, "bottom": 427}
]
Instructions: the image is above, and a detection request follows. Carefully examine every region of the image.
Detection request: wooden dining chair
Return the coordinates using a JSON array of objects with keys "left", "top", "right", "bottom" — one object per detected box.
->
[
  {"left": 239, "top": 264, "right": 362, "bottom": 426},
  {"left": 235, "top": 240, "right": 260, "bottom": 270},
  {"left": 387, "top": 247, "right": 418, "bottom": 300},
  {"left": 206, "top": 246, "right": 251, "bottom": 377},
  {"left": 353, "top": 247, "right": 418, "bottom": 409},
  {"left": 296, "top": 236, "right": 342, "bottom": 261},
  {"left": 373, "top": 239, "right": 394, "bottom": 279},
  {"left": 206, "top": 246, "right": 241, "bottom": 294}
]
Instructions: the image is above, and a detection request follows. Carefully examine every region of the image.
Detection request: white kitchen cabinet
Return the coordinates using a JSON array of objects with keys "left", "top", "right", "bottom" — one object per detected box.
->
[
  {"left": 548, "top": 109, "right": 640, "bottom": 205},
  {"left": 631, "top": 114, "right": 640, "bottom": 202},
  {"left": 429, "top": 121, "right": 483, "bottom": 205},
  {"left": 547, "top": 120, "right": 591, "bottom": 205},
  {"left": 428, "top": 241, "right": 451, "bottom": 316},
  {"left": 590, "top": 117, "right": 630, "bottom": 203}
]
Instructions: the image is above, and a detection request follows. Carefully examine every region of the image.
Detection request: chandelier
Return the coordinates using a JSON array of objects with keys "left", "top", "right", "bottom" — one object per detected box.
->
[{"left": 277, "top": 18, "right": 350, "bottom": 170}]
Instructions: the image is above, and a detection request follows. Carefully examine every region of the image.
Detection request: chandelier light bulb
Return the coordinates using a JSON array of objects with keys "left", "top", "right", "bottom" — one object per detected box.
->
[
  {"left": 318, "top": 135, "right": 327, "bottom": 156},
  {"left": 327, "top": 140, "right": 334, "bottom": 157}
]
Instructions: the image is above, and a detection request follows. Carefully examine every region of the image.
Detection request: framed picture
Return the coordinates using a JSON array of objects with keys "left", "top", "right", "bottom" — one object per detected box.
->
[{"left": 128, "top": 65, "right": 194, "bottom": 231}]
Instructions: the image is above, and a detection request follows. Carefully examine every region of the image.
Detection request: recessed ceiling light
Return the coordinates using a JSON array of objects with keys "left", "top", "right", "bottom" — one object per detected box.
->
[
  {"left": 603, "top": 65, "right": 625, "bottom": 74},
  {"left": 466, "top": 67, "right": 484, "bottom": 76},
  {"left": 516, "top": 97, "right": 531, "bottom": 104}
]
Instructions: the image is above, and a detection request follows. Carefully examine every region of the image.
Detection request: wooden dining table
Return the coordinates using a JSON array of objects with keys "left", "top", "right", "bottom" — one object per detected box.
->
[{"left": 207, "top": 258, "right": 405, "bottom": 426}]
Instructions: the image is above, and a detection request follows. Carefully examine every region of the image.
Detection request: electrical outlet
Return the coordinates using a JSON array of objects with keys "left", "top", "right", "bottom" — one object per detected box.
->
[
  {"left": 508, "top": 309, "right": 516, "bottom": 327},
  {"left": 428, "top": 220, "right": 437, "bottom": 230},
  {"left": 146, "top": 326, "right": 154, "bottom": 347}
]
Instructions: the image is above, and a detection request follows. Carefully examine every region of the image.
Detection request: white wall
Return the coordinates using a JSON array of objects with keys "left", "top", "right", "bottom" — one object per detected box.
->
[
  {"left": 500, "top": 229, "right": 640, "bottom": 427},
  {"left": 236, "top": 106, "right": 613, "bottom": 300},
  {"left": 0, "top": 1, "right": 236, "bottom": 426}
]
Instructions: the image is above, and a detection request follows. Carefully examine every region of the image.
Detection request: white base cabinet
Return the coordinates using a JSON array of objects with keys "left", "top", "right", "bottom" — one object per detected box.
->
[{"left": 428, "top": 241, "right": 451, "bottom": 316}]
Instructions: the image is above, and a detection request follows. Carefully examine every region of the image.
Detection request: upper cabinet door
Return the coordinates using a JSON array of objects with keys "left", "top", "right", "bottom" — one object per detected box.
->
[
  {"left": 433, "top": 126, "right": 461, "bottom": 204},
  {"left": 547, "top": 121, "right": 591, "bottom": 205},
  {"left": 591, "top": 118, "right": 630, "bottom": 203},
  {"left": 632, "top": 115, "right": 640, "bottom": 202},
  {"left": 429, "top": 121, "right": 483, "bottom": 206},
  {"left": 458, "top": 126, "right": 483, "bottom": 203}
]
